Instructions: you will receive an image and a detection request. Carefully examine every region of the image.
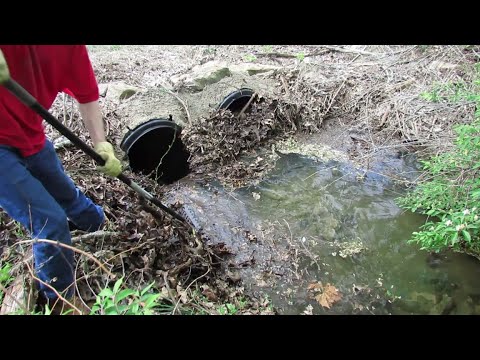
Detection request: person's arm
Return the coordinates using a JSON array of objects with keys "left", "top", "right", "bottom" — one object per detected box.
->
[
  {"left": 78, "top": 100, "right": 105, "bottom": 147},
  {"left": 77, "top": 100, "right": 122, "bottom": 177},
  {"left": 62, "top": 45, "right": 122, "bottom": 177}
]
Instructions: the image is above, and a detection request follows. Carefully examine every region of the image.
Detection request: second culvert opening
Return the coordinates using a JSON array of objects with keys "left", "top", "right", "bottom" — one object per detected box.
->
[{"left": 120, "top": 118, "right": 191, "bottom": 185}]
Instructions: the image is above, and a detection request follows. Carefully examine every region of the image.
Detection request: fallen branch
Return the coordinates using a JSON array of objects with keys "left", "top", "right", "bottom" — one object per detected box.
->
[
  {"left": 319, "top": 45, "right": 380, "bottom": 57},
  {"left": 256, "top": 50, "right": 330, "bottom": 59},
  {"left": 71, "top": 231, "right": 121, "bottom": 243}
]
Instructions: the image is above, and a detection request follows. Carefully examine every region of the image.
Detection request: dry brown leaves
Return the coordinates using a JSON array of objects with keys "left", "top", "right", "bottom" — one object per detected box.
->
[{"left": 307, "top": 281, "right": 342, "bottom": 309}]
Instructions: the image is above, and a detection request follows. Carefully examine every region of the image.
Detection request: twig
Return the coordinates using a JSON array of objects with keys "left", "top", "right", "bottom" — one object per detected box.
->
[
  {"left": 319, "top": 45, "right": 380, "bottom": 57},
  {"left": 172, "top": 267, "right": 211, "bottom": 315},
  {"left": 237, "top": 92, "right": 257, "bottom": 120},
  {"left": 256, "top": 50, "right": 330, "bottom": 59},
  {"left": 74, "top": 258, "right": 91, "bottom": 311},
  {"left": 324, "top": 79, "right": 347, "bottom": 115},
  {"left": 71, "top": 231, "right": 121, "bottom": 243},
  {"left": 15, "top": 238, "right": 114, "bottom": 278},
  {"left": 162, "top": 271, "right": 179, "bottom": 314},
  {"left": 152, "top": 126, "right": 179, "bottom": 183},
  {"left": 168, "top": 258, "right": 193, "bottom": 277},
  {"left": 283, "top": 220, "right": 321, "bottom": 271},
  {"left": 62, "top": 93, "right": 67, "bottom": 125},
  {"left": 24, "top": 261, "right": 84, "bottom": 315},
  {"left": 280, "top": 75, "right": 290, "bottom": 97},
  {"left": 158, "top": 83, "right": 191, "bottom": 124},
  {"left": 105, "top": 241, "right": 152, "bottom": 263}
]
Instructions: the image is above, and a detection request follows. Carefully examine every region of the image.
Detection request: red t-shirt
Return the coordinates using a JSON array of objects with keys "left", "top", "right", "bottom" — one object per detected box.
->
[{"left": 0, "top": 45, "right": 99, "bottom": 157}]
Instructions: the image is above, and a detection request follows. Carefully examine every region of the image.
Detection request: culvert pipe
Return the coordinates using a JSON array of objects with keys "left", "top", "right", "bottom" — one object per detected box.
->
[{"left": 120, "top": 118, "right": 191, "bottom": 185}]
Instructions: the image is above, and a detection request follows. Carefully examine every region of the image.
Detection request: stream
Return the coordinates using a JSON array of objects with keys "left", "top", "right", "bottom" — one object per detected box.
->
[{"left": 172, "top": 151, "right": 480, "bottom": 315}]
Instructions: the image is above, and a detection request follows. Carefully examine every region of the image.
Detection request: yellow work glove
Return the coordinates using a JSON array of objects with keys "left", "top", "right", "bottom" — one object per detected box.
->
[
  {"left": 0, "top": 48, "right": 11, "bottom": 84},
  {"left": 94, "top": 142, "right": 122, "bottom": 177}
]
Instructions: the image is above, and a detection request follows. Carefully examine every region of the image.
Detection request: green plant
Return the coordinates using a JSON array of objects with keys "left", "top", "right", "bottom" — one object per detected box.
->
[
  {"left": 217, "top": 303, "right": 238, "bottom": 315},
  {"left": 296, "top": 52, "right": 305, "bottom": 62},
  {"left": 418, "top": 45, "right": 430, "bottom": 53},
  {"left": 0, "top": 263, "right": 13, "bottom": 304},
  {"left": 398, "top": 71, "right": 480, "bottom": 254},
  {"left": 12, "top": 222, "right": 25, "bottom": 238},
  {"left": 262, "top": 45, "right": 273, "bottom": 53},
  {"left": 203, "top": 47, "right": 217, "bottom": 55},
  {"left": 398, "top": 121, "right": 480, "bottom": 253},
  {"left": 243, "top": 54, "right": 257, "bottom": 62},
  {"left": 385, "top": 285, "right": 402, "bottom": 303},
  {"left": 90, "top": 277, "right": 168, "bottom": 315},
  {"left": 420, "top": 80, "right": 480, "bottom": 104}
]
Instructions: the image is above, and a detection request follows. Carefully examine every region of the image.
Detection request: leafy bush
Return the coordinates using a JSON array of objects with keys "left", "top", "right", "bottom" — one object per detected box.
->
[
  {"left": 397, "top": 68, "right": 480, "bottom": 255},
  {"left": 89, "top": 277, "right": 169, "bottom": 315}
]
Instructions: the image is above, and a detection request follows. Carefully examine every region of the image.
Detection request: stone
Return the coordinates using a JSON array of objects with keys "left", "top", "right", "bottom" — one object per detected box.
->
[
  {"left": 229, "top": 63, "right": 280, "bottom": 76},
  {"left": 170, "top": 61, "right": 231, "bottom": 91},
  {"left": 98, "top": 81, "right": 142, "bottom": 102}
]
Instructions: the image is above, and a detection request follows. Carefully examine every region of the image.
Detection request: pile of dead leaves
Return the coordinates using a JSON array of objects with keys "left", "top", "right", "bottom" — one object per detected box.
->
[{"left": 182, "top": 96, "right": 318, "bottom": 188}]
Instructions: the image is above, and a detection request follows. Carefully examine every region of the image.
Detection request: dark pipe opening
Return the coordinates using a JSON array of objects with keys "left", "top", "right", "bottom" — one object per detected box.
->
[
  {"left": 217, "top": 88, "right": 254, "bottom": 113},
  {"left": 120, "top": 118, "right": 191, "bottom": 185}
]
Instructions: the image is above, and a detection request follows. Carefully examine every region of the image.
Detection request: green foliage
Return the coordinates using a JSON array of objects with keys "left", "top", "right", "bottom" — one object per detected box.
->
[
  {"left": 12, "top": 222, "right": 25, "bottom": 238},
  {"left": 203, "top": 47, "right": 217, "bottom": 55},
  {"left": 296, "top": 52, "right": 305, "bottom": 62},
  {"left": 0, "top": 263, "right": 13, "bottom": 303},
  {"left": 398, "top": 69, "right": 480, "bottom": 254},
  {"left": 418, "top": 45, "right": 431, "bottom": 53},
  {"left": 243, "top": 54, "right": 257, "bottom": 62},
  {"left": 420, "top": 80, "right": 480, "bottom": 104},
  {"left": 262, "top": 45, "right": 273, "bottom": 53},
  {"left": 385, "top": 285, "right": 402, "bottom": 303},
  {"left": 217, "top": 303, "right": 238, "bottom": 315},
  {"left": 216, "top": 296, "right": 251, "bottom": 315},
  {"left": 89, "top": 277, "right": 169, "bottom": 315}
]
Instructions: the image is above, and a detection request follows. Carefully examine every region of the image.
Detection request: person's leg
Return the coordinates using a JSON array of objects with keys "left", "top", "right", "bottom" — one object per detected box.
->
[
  {"left": 0, "top": 145, "right": 74, "bottom": 300},
  {"left": 25, "top": 140, "right": 104, "bottom": 232}
]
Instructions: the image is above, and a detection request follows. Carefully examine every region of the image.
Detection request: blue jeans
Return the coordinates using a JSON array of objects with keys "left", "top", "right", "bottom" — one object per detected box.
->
[{"left": 0, "top": 140, "right": 104, "bottom": 300}]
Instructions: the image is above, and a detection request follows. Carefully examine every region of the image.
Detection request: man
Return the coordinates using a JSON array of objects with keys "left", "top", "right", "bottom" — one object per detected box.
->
[{"left": 0, "top": 45, "right": 122, "bottom": 314}]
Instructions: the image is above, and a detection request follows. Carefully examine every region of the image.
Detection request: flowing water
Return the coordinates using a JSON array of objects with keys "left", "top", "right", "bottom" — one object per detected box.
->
[{"left": 174, "top": 152, "right": 480, "bottom": 315}]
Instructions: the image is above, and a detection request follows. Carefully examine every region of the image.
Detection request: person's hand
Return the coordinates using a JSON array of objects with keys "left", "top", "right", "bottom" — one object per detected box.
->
[
  {"left": 0, "top": 49, "right": 11, "bottom": 84},
  {"left": 94, "top": 142, "right": 122, "bottom": 177}
]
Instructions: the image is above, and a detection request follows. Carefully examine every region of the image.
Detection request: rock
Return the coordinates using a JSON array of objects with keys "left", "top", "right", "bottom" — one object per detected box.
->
[
  {"left": 454, "top": 298, "right": 474, "bottom": 315},
  {"left": 53, "top": 136, "right": 73, "bottom": 150},
  {"left": 397, "top": 291, "right": 437, "bottom": 314},
  {"left": 98, "top": 81, "right": 142, "bottom": 102},
  {"left": 170, "top": 61, "right": 232, "bottom": 91},
  {"left": 429, "top": 294, "right": 455, "bottom": 315},
  {"left": 229, "top": 63, "right": 280, "bottom": 76},
  {"left": 428, "top": 61, "right": 459, "bottom": 71}
]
